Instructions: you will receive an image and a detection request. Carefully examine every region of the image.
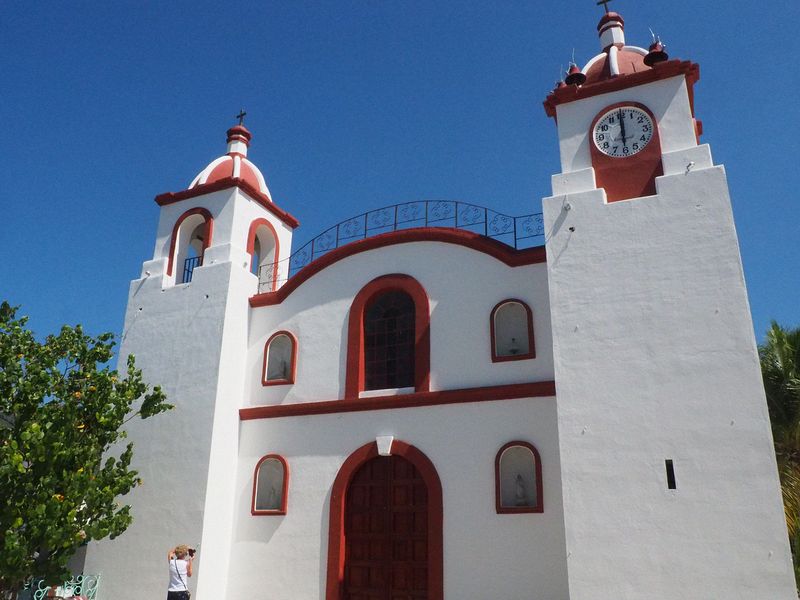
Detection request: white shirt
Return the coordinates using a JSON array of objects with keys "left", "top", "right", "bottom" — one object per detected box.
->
[{"left": 168, "top": 558, "right": 189, "bottom": 591}]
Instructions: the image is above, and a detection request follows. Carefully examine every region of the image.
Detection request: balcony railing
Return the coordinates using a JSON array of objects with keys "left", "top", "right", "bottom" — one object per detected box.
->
[
  {"left": 258, "top": 200, "right": 544, "bottom": 292},
  {"left": 182, "top": 256, "right": 203, "bottom": 283}
]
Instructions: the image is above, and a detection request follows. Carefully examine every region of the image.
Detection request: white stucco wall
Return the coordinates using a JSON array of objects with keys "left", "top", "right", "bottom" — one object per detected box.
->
[
  {"left": 543, "top": 162, "right": 796, "bottom": 598},
  {"left": 229, "top": 398, "right": 568, "bottom": 600},
  {"left": 247, "top": 242, "right": 553, "bottom": 406}
]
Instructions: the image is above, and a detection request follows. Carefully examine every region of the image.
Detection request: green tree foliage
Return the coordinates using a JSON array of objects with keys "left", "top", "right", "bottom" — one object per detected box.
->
[
  {"left": 0, "top": 303, "right": 171, "bottom": 597},
  {"left": 760, "top": 321, "right": 800, "bottom": 584}
]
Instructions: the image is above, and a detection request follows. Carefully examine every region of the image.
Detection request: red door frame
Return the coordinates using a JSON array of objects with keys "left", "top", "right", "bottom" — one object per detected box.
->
[{"left": 326, "top": 440, "right": 443, "bottom": 600}]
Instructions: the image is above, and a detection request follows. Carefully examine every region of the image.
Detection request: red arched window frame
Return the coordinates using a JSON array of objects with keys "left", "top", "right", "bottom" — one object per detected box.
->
[
  {"left": 261, "top": 331, "right": 298, "bottom": 386},
  {"left": 246, "top": 218, "right": 280, "bottom": 291},
  {"left": 251, "top": 454, "right": 289, "bottom": 515},
  {"left": 166, "top": 207, "right": 214, "bottom": 277},
  {"left": 325, "top": 440, "right": 443, "bottom": 600},
  {"left": 345, "top": 274, "right": 430, "bottom": 400},
  {"left": 489, "top": 298, "right": 535, "bottom": 362},
  {"left": 495, "top": 441, "right": 543, "bottom": 514}
]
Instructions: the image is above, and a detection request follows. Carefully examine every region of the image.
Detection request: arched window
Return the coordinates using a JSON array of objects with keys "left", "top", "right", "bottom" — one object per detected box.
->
[
  {"left": 495, "top": 441, "right": 542, "bottom": 514},
  {"left": 247, "top": 218, "right": 279, "bottom": 291},
  {"left": 364, "top": 291, "right": 415, "bottom": 391},
  {"left": 262, "top": 331, "right": 297, "bottom": 386},
  {"left": 251, "top": 454, "right": 289, "bottom": 515},
  {"left": 345, "top": 274, "right": 430, "bottom": 399},
  {"left": 167, "top": 208, "right": 213, "bottom": 284},
  {"left": 490, "top": 299, "right": 535, "bottom": 362}
]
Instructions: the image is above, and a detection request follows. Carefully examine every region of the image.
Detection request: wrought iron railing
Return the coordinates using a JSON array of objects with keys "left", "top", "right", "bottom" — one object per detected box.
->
[
  {"left": 258, "top": 200, "right": 544, "bottom": 292},
  {"left": 182, "top": 256, "right": 203, "bottom": 283},
  {"left": 22, "top": 573, "right": 101, "bottom": 600}
]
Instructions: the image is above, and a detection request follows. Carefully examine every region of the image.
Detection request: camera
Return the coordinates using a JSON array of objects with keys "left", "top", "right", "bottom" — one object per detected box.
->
[{"left": 188, "top": 548, "right": 196, "bottom": 557}]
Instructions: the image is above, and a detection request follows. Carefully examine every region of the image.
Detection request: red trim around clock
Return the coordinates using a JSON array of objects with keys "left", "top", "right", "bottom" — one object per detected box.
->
[{"left": 589, "top": 102, "right": 663, "bottom": 202}]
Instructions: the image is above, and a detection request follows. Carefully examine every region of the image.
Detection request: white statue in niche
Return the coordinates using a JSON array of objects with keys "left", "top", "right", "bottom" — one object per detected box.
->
[
  {"left": 515, "top": 473, "right": 529, "bottom": 506},
  {"left": 267, "top": 485, "right": 279, "bottom": 509}
]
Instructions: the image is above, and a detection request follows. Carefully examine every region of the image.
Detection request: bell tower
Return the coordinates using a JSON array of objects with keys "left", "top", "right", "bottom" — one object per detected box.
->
[
  {"left": 542, "top": 8, "right": 796, "bottom": 599},
  {"left": 83, "top": 123, "right": 299, "bottom": 600}
]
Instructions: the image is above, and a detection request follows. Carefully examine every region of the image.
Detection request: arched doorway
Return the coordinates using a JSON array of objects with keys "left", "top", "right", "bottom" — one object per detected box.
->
[{"left": 326, "top": 441, "right": 443, "bottom": 600}]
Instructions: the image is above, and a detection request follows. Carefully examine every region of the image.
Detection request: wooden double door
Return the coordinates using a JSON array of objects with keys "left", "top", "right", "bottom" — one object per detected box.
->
[{"left": 343, "top": 455, "right": 429, "bottom": 600}]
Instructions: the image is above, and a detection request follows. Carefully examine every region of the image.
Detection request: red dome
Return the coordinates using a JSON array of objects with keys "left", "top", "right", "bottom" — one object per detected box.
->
[{"left": 584, "top": 47, "right": 650, "bottom": 85}]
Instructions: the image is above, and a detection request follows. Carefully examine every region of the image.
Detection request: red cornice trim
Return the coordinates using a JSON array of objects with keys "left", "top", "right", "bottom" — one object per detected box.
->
[
  {"left": 247, "top": 218, "right": 280, "bottom": 290},
  {"left": 490, "top": 299, "right": 536, "bottom": 362},
  {"left": 325, "top": 440, "right": 443, "bottom": 600},
  {"left": 345, "top": 274, "right": 430, "bottom": 400},
  {"left": 250, "top": 454, "right": 289, "bottom": 516},
  {"left": 166, "top": 207, "right": 213, "bottom": 278},
  {"left": 495, "top": 441, "right": 543, "bottom": 514},
  {"left": 543, "top": 59, "right": 700, "bottom": 119},
  {"left": 155, "top": 177, "right": 299, "bottom": 229},
  {"left": 261, "top": 330, "right": 298, "bottom": 386},
  {"left": 239, "top": 380, "right": 555, "bottom": 421},
  {"left": 250, "top": 228, "right": 546, "bottom": 308}
]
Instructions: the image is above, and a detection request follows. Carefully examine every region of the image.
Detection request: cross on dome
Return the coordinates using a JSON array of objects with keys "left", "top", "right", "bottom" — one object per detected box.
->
[
  {"left": 596, "top": 0, "right": 613, "bottom": 13},
  {"left": 236, "top": 109, "right": 247, "bottom": 126}
]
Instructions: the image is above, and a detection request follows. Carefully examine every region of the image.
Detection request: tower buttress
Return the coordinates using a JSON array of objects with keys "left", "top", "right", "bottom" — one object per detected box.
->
[{"left": 542, "top": 11, "right": 796, "bottom": 599}]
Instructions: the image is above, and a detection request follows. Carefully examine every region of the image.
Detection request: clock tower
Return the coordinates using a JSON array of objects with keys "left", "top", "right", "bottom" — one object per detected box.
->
[{"left": 542, "top": 9, "right": 797, "bottom": 600}]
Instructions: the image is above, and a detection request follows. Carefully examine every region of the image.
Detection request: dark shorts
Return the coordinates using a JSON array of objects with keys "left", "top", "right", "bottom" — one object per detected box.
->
[{"left": 167, "top": 592, "right": 190, "bottom": 600}]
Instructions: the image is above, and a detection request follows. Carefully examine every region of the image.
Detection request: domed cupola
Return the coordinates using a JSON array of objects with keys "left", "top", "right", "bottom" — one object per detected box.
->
[
  {"left": 581, "top": 12, "right": 654, "bottom": 85},
  {"left": 188, "top": 125, "right": 273, "bottom": 200}
]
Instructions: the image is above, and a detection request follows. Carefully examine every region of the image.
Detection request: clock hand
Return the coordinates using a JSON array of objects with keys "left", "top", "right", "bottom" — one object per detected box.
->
[{"left": 618, "top": 109, "right": 627, "bottom": 144}]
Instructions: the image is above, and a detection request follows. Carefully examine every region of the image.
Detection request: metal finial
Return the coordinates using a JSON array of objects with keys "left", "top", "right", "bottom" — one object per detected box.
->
[
  {"left": 235, "top": 109, "right": 247, "bottom": 126},
  {"left": 596, "top": 0, "right": 613, "bottom": 13}
]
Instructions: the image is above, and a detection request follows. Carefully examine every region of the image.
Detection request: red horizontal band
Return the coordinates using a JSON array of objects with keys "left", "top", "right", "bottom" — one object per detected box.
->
[{"left": 239, "top": 380, "right": 556, "bottom": 420}]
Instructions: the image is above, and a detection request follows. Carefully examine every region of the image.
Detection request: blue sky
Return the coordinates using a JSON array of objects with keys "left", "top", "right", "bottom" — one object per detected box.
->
[{"left": 1, "top": 1, "right": 798, "bottom": 346}]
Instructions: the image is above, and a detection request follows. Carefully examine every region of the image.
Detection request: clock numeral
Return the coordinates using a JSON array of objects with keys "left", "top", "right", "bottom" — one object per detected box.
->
[
  {"left": 637, "top": 116, "right": 645, "bottom": 123},
  {"left": 601, "top": 125, "right": 608, "bottom": 131},
  {"left": 622, "top": 146, "right": 630, "bottom": 155},
  {"left": 632, "top": 143, "right": 639, "bottom": 151},
  {"left": 602, "top": 142, "right": 609, "bottom": 149},
  {"left": 640, "top": 135, "right": 647, "bottom": 142},
  {"left": 598, "top": 134, "right": 605, "bottom": 141}
]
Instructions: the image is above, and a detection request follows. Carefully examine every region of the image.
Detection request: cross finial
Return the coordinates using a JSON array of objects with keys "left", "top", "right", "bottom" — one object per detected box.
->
[
  {"left": 235, "top": 109, "right": 247, "bottom": 126},
  {"left": 596, "top": 0, "right": 613, "bottom": 13}
]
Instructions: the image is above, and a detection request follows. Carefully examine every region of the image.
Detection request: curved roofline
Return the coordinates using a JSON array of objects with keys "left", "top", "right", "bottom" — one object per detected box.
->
[{"left": 249, "top": 227, "right": 546, "bottom": 307}]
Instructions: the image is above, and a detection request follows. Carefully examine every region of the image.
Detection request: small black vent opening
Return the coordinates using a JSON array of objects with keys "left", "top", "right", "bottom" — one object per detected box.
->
[{"left": 665, "top": 459, "right": 676, "bottom": 490}]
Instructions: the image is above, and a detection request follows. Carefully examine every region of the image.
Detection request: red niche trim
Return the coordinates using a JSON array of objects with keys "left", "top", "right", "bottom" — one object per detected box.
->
[
  {"left": 544, "top": 59, "right": 700, "bottom": 119},
  {"left": 490, "top": 299, "right": 536, "bottom": 363},
  {"left": 495, "top": 441, "right": 543, "bottom": 514},
  {"left": 250, "top": 228, "right": 546, "bottom": 307},
  {"left": 344, "top": 274, "right": 430, "bottom": 400},
  {"left": 166, "top": 207, "right": 214, "bottom": 277},
  {"left": 155, "top": 176, "right": 299, "bottom": 229},
  {"left": 250, "top": 454, "right": 289, "bottom": 516},
  {"left": 588, "top": 101, "right": 663, "bottom": 202},
  {"left": 247, "top": 218, "right": 281, "bottom": 290},
  {"left": 239, "top": 380, "right": 556, "bottom": 421},
  {"left": 325, "top": 440, "right": 443, "bottom": 600},
  {"left": 261, "top": 330, "right": 298, "bottom": 387}
]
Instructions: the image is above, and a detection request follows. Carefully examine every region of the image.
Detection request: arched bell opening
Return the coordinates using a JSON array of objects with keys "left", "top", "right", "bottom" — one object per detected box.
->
[
  {"left": 167, "top": 208, "right": 213, "bottom": 285},
  {"left": 247, "top": 219, "right": 280, "bottom": 291}
]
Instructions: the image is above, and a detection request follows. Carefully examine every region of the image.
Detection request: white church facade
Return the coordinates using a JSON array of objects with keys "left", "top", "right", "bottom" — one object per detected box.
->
[{"left": 83, "top": 9, "right": 797, "bottom": 600}]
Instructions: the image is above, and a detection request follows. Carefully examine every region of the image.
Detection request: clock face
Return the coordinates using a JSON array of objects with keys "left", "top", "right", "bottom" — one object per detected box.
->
[{"left": 593, "top": 106, "right": 654, "bottom": 158}]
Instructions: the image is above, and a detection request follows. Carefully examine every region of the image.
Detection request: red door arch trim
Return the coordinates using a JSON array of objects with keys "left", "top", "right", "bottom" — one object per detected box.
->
[
  {"left": 345, "top": 274, "right": 430, "bottom": 400},
  {"left": 326, "top": 440, "right": 443, "bottom": 600}
]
